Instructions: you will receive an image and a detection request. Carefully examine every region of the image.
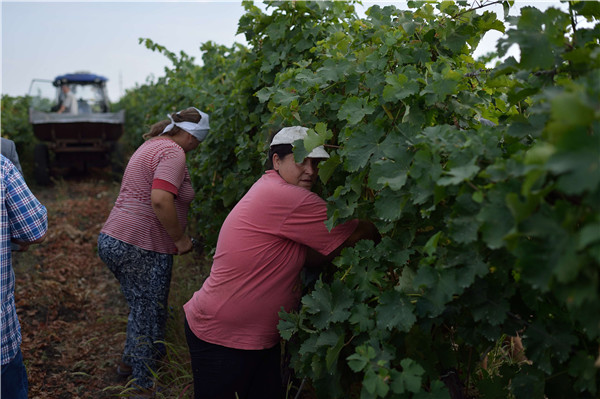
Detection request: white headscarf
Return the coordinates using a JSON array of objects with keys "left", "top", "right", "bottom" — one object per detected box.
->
[{"left": 160, "top": 107, "right": 210, "bottom": 142}]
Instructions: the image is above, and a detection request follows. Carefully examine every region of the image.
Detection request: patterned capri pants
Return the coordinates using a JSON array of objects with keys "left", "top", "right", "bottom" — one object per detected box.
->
[{"left": 97, "top": 233, "right": 173, "bottom": 389}]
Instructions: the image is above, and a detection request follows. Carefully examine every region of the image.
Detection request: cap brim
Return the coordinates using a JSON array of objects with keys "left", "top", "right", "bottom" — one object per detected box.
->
[{"left": 307, "top": 146, "right": 330, "bottom": 159}]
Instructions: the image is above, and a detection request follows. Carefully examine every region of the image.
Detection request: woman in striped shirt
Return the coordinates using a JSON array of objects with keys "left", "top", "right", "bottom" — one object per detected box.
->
[{"left": 97, "top": 107, "right": 209, "bottom": 395}]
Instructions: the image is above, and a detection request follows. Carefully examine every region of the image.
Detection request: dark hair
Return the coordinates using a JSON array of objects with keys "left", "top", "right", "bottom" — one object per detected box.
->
[
  {"left": 266, "top": 144, "right": 293, "bottom": 170},
  {"left": 143, "top": 107, "right": 202, "bottom": 140}
]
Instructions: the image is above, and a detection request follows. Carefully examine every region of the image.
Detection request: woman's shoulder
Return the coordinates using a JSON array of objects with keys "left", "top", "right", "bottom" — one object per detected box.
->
[
  {"left": 141, "top": 138, "right": 185, "bottom": 157},
  {"left": 144, "top": 137, "right": 183, "bottom": 149},
  {"left": 260, "top": 171, "right": 324, "bottom": 205}
]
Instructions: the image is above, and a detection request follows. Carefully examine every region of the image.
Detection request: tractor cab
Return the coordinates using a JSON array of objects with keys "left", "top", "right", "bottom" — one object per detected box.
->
[{"left": 29, "top": 72, "right": 111, "bottom": 114}]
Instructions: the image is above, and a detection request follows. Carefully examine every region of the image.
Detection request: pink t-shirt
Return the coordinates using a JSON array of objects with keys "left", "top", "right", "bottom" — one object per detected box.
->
[
  {"left": 101, "top": 138, "right": 194, "bottom": 254},
  {"left": 184, "top": 170, "right": 358, "bottom": 350}
]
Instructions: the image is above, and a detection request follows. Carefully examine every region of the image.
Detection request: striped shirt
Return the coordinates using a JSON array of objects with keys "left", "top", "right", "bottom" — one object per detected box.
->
[
  {"left": 101, "top": 138, "right": 194, "bottom": 254},
  {"left": 1, "top": 155, "right": 48, "bottom": 365}
]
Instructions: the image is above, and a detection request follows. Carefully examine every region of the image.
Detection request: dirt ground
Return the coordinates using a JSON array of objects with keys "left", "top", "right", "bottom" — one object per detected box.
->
[{"left": 12, "top": 171, "right": 134, "bottom": 398}]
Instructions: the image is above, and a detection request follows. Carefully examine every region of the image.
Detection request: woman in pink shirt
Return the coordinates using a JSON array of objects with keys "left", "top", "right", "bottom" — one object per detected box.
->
[
  {"left": 183, "top": 126, "right": 379, "bottom": 399},
  {"left": 97, "top": 107, "right": 209, "bottom": 395}
]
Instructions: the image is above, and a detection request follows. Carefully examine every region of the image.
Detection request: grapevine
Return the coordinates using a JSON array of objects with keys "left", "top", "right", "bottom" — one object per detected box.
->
[{"left": 109, "top": 1, "right": 600, "bottom": 397}]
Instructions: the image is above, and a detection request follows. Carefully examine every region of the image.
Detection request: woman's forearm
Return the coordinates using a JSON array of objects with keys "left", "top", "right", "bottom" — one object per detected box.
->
[
  {"left": 151, "top": 188, "right": 192, "bottom": 253},
  {"left": 305, "top": 220, "right": 381, "bottom": 268},
  {"left": 151, "top": 189, "right": 183, "bottom": 240}
]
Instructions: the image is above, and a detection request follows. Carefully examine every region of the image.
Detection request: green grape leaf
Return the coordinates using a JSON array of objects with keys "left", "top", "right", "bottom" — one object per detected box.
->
[
  {"left": 349, "top": 302, "right": 375, "bottom": 332},
  {"left": 518, "top": 32, "right": 554, "bottom": 70},
  {"left": 306, "top": 122, "right": 333, "bottom": 151},
  {"left": 383, "top": 73, "right": 420, "bottom": 101},
  {"left": 277, "top": 312, "right": 298, "bottom": 340},
  {"left": 315, "top": 329, "right": 339, "bottom": 347},
  {"left": 363, "top": 367, "right": 390, "bottom": 396},
  {"left": 272, "top": 88, "right": 299, "bottom": 105},
  {"left": 476, "top": 188, "right": 515, "bottom": 249},
  {"left": 420, "top": 70, "right": 461, "bottom": 104},
  {"left": 423, "top": 231, "right": 443, "bottom": 256},
  {"left": 255, "top": 86, "right": 275, "bottom": 103},
  {"left": 342, "top": 125, "right": 385, "bottom": 171},
  {"left": 318, "top": 154, "right": 341, "bottom": 184},
  {"left": 374, "top": 189, "right": 406, "bottom": 222},
  {"left": 325, "top": 332, "right": 345, "bottom": 372},
  {"left": 413, "top": 267, "right": 458, "bottom": 317},
  {"left": 347, "top": 345, "right": 376, "bottom": 372},
  {"left": 471, "top": 298, "right": 509, "bottom": 326},
  {"left": 437, "top": 161, "right": 480, "bottom": 186},
  {"left": 337, "top": 96, "right": 376, "bottom": 125},
  {"left": 390, "top": 358, "right": 425, "bottom": 393},
  {"left": 369, "top": 158, "right": 409, "bottom": 191},
  {"left": 375, "top": 290, "right": 416, "bottom": 332},
  {"left": 301, "top": 280, "right": 353, "bottom": 329},
  {"left": 449, "top": 216, "right": 480, "bottom": 244}
]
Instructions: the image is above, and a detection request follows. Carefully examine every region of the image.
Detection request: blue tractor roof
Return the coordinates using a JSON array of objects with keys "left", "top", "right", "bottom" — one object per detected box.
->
[{"left": 53, "top": 73, "right": 108, "bottom": 86}]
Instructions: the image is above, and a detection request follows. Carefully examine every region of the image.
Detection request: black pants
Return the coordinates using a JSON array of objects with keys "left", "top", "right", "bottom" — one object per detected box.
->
[{"left": 184, "top": 318, "right": 282, "bottom": 399}]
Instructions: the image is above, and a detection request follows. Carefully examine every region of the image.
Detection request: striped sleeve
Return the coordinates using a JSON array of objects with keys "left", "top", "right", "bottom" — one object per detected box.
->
[
  {"left": 154, "top": 147, "right": 186, "bottom": 190},
  {"left": 152, "top": 178, "right": 178, "bottom": 195}
]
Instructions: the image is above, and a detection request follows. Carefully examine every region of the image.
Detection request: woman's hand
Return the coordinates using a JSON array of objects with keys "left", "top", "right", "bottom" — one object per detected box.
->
[{"left": 174, "top": 235, "right": 193, "bottom": 255}]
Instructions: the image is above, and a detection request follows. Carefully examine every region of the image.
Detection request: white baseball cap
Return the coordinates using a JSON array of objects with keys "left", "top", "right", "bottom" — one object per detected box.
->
[{"left": 270, "top": 126, "right": 330, "bottom": 159}]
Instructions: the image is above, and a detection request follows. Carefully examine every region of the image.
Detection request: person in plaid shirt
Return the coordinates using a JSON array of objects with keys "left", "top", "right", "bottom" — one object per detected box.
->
[{"left": 1, "top": 154, "right": 48, "bottom": 398}]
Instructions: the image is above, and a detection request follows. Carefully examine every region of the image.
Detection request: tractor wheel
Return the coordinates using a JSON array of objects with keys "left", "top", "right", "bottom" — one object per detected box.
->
[{"left": 33, "top": 144, "right": 51, "bottom": 185}]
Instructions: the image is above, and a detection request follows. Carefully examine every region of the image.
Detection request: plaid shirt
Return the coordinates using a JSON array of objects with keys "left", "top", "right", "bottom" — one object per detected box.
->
[{"left": 1, "top": 155, "right": 47, "bottom": 365}]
